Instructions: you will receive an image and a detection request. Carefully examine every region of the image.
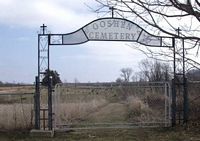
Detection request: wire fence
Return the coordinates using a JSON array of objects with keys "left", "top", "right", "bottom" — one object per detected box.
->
[
  {"left": 53, "top": 82, "right": 171, "bottom": 129},
  {"left": 188, "top": 81, "right": 200, "bottom": 126},
  {"left": 0, "top": 92, "right": 34, "bottom": 130}
]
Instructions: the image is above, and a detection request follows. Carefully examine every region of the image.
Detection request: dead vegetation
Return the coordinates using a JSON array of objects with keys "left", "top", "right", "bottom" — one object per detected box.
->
[
  {"left": 0, "top": 81, "right": 199, "bottom": 130},
  {"left": 53, "top": 83, "right": 170, "bottom": 128},
  {"left": 0, "top": 104, "right": 33, "bottom": 130}
]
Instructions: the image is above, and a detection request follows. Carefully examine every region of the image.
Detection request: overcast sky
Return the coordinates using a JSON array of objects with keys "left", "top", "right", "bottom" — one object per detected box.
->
[{"left": 0, "top": 0, "right": 149, "bottom": 83}]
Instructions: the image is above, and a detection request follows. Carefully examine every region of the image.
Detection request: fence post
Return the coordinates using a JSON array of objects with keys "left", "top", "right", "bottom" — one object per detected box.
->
[
  {"left": 48, "top": 76, "right": 53, "bottom": 130},
  {"left": 34, "top": 76, "right": 40, "bottom": 129},
  {"left": 183, "top": 78, "right": 189, "bottom": 125},
  {"left": 171, "top": 79, "right": 176, "bottom": 127}
]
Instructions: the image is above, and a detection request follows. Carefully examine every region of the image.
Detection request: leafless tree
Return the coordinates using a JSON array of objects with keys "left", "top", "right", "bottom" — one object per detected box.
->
[
  {"left": 120, "top": 67, "right": 133, "bottom": 82},
  {"left": 92, "top": 0, "right": 200, "bottom": 71},
  {"left": 137, "top": 59, "right": 172, "bottom": 82}
]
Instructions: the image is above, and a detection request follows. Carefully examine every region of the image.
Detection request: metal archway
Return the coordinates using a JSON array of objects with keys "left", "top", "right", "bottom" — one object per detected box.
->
[{"left": 35, "top": 17, "right": 188, "bottom": 130}]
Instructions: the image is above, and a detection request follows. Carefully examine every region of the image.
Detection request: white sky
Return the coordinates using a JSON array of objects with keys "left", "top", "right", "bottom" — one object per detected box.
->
[
  {"left": 1, "top": 0, "right": 198, "bottom": 83},
  {"left": 0, "top": 0, "right": 148, "bottom": 83}
]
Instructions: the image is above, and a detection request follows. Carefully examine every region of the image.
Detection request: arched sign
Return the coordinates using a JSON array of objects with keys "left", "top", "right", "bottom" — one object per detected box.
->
[
  {"left": 36, "top": 17, "right": 177, "bottom": 130},
  {"left": 50, "top": 17, "right": 173, "bottom": 47}
]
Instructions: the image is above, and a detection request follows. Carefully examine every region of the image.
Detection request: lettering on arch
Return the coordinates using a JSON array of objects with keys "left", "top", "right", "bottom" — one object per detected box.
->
[{"left": 49, "top": 18, "right": 173, "bottom": 47}]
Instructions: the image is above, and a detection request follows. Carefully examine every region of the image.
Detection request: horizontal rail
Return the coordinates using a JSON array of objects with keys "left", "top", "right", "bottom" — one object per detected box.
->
[
  {"left": 61, "top": 81, "right": 170, "bottom": 87},
  {"left": 0, "top": 93, "right": 34, "bottom": 96},
  {"left": 55, "top": 122, "right": 171, "bottom": 130},
  {"left": 56, "top": 122, "right": 171, "bottom": 126}
]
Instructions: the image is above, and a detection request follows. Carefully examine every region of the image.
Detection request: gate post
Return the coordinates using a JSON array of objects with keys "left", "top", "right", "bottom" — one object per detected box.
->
[
  {"left": 48, "top": 76, "right": 53, "bottom": 130},
  {"left": 183, "top": 77, "right": 189, "bottom": 125},
  {"left": 171, "top": 79, "right": 176, "bottom": 126},
  {"left": 172, "top": 37, "right": 176, "bottom": 127},
  {"left": 34, "top": 76, "right": 40, "bottom": 129},
  {"left": 182, "top": 39, "right": 189, "bottom": 125},
  {"left": 37, "top": 24, "right": 53, "bottom": 130}
]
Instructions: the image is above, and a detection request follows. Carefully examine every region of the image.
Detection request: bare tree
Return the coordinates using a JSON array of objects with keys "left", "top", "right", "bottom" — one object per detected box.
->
[
  {"left": 92, "top": 0, "right": 200, "bottom": 71},
  {"left": 137, "top": 59, "right": 172, "bottom": 82},
  {"left": 120, "top": 67, "right": 133, "bottom": 82}
]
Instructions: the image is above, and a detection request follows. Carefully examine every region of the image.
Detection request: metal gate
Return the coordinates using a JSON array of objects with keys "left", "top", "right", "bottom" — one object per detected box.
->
[{"left": 53, "top": 82, "right": 171, "bottom": 130}]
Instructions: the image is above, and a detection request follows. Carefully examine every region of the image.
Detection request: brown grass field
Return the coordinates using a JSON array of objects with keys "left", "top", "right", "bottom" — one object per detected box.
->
[
  {"left": 53, "top": 83, "right": 170, "bottom": 129},
  {"left": 0, "top": 83, "right": 199, "bottom": 140}
]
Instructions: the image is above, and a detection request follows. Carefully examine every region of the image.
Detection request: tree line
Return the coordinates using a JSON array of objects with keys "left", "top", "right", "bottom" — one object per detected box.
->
[
  {"left": 116, "top": 59, "right": 200, "bottom": 83},
  {"left": 116, "top": 59, "right": 172, "bottom": 83},
  {"left": 40, "top": 58, "right": 200, "bottom": 86}
]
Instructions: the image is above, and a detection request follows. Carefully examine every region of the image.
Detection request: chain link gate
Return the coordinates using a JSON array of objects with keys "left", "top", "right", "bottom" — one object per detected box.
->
[
  {"left": 52, "top": 82, "right": 171, "bottom": 130},
  {"left": 187, "top": 81, "right": 200, "bottom": 126}
]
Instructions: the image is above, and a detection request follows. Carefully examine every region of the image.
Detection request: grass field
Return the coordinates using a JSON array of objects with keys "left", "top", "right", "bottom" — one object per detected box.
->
[
  {"left": 0, "top": 128, "right": 199, "bottom": 141},
  {"left": 0, "top": 83, "right": 200, "bottom": 130}
]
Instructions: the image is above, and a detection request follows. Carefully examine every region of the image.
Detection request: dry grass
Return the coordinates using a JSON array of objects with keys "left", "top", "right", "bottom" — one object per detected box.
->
[
  {"left": 3, "top": 82, "right": 200, "bottom": 130},
  {"left": 0, "top": 82, "right": 199, "bottom": 131},
  {"left": 0, "top": 86, "right": 34, "bottom": 130},
  {"left": 127, "top": 96, "right": 148, "bottom": 112},
  {"left": 126, "top": 96, "right": 153, "bottom": 122},
  {"left": 0, "top": 84, "right": 170, "bottom": 130},
  {"left": 54, "top": 98, "right": 107, "bottom": 124},
  {"left": 53, "top": 84, "right": 171, "bottom": 127},
  {"left": 126, "top": 95, "right": 167, "bottom": 123},
  {"left": 0, "top": 86, "right": 34, "bottom": 94},
  {"left": 0, "top": 104, "right": 34, "bottom": 130}
]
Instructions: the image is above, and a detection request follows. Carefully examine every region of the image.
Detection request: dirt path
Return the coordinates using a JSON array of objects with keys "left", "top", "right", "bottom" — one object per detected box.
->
[{"left": 88, "top": 102, "right": 128, "bottom": 123}]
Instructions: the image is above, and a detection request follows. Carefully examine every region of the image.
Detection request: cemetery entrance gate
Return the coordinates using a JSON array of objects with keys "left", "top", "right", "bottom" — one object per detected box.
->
[{"left": 35, "top": 17, "right": 188, "bottom": 130}]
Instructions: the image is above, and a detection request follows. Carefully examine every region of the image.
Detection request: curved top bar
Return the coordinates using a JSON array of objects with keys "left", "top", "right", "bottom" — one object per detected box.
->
[{"left": 49, "top": 17, "right": 173, "bottom": 47}]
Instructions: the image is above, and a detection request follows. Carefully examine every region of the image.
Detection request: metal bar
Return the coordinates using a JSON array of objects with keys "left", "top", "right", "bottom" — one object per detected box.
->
[
  {"left": 182, "top": 39, "right": 189, "bottom": 125},
  {"left": 173, "top": 38, "right": 176, "bottom": 80},
  {"left": 59, "top": 126, "right": 160, "bottom": 130},
  {"left": 184, "top": 78, "right": 190, "bottom": 124},
  {"left": 43, "top": 109, "right": 45, "bottom": 130},
  {"left": 37, "top": 25, "right": 54, "bottom": 130},
  {"left": 56, "top": 122, "right": 170, "bottom": 126},
  {"left": 40, "top": 108, "right": 48, "bottom": 111},
  {"left": 184, "top": 78, "right": 189, "bottom": 124},
  {"left": 164, "top": 82, "right": 167, "bottom": 127},
  {"left": 36, "top": 34, "right": 41, "bottom": 129},
  {"left": 34, "top": 76, "right": 40, "bottom": 129},
  {"left": 182, "top": 39, "right": 185, "bottom": 80},
  {"left": 0, "top": 93, "right": 34, "bottom": 96},
  {"left": 110, "top": 7, "right": 114, "bottom": 18},
  {"left": 48, "top": 77, "right": 53, "bottom": 130},
  {"left": 172, "top": 79, "right": 176, "bottom": 126},
  {"left": 38, "top": 35, "right": 40, "bottom": 82},
  {"left": 47, "top": 35, "right": 53, "bottom": 130},
  {"left": 168, "top": 82, "right": 172, "bottom": 125},
  {"left": 55, "top": 121, "right": 171, "bottom": 129},
  {"left": 172, "top": 38, "right": 176, "bottom": 126}
]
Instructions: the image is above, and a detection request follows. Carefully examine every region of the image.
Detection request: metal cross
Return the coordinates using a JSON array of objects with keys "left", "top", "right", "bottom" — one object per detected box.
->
[
  {"left": 176, "top": 27, "right": 182, "bottom": 37},
  {"left": 109, "top": 7, "right": 115, "bottom": 18},
  {"left": 40, "top": 24, "right": 47, "bottom": 34}
]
